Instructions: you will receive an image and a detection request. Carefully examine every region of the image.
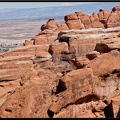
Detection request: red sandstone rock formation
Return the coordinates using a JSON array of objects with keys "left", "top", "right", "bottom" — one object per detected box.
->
[
  {"left": 23, "top": 5, "right": 120, "bottom": 46},
  {"left": 0, "top": 6, "right": 120, "bottom": 118}
]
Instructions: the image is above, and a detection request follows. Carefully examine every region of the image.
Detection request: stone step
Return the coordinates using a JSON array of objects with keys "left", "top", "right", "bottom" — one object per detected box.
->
[
  {"left": 0, "top": 45, "right": 49, "bottom": 57},
  {"left": 0, "top": 68, "right": 30, "bottom": 81},
  {"left": 0, "top": 60, "right": 33, "bottom": 69},
  {"left": 0, "top": 55, "right": 34, "bottom": 62}
]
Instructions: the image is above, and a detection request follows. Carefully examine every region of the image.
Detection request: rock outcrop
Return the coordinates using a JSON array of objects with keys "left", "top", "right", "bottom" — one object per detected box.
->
[
  {"left": 0, "top": 5, "right": 120, "bottom": 118},
  {"left": 23, "top": 5, "right": 120, "bottom": 46}
]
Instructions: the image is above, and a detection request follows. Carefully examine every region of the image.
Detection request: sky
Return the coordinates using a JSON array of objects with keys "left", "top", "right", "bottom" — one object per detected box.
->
[{"left": 0, "top": 2, "right": 97, "bottom": 9}]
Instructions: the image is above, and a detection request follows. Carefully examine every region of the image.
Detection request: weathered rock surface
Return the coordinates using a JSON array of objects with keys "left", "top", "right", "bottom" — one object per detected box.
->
[
  {"left": 48, "top": 42, "right": 69, "bottom": 62},
  {"left": 86, "top": 50, "right": 120, "bottom": 76},
  {"left": 53, "top": 100, "right": 107, "bottom": 118},
  {"left": 23, "top": 5, "right": 120, "bottom": 46},
  {"left": 0, "top": 5, "right": 120, "bottom": 118},
  {"left": 48, "top": 74, "right": 96, "bottom": 114},
  {"left": 56, "top": 27, "right": 120, "bottom": 58},
  {"left": 86, "top": 51, "right": 100, "bottom": 60},
  {"left": 0, "top": 45, "right": 49, "bottom": 57},
  {"left": 95, "top": 37, "right": 120, "bottom": 53},
  {"left": 72, "top": 56, "right": 90, "bottom": 68},
  {"left": 60, "top": 68, "right": 94, "bottom": 89}
]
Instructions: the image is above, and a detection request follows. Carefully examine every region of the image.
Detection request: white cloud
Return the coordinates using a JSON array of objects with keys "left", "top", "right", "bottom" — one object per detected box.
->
[
  {"left": 59, "top": 2, "right": 97, "bottom": 7},
  {"left": 60, "top": 2, "right": 73, "bottom": 6}
]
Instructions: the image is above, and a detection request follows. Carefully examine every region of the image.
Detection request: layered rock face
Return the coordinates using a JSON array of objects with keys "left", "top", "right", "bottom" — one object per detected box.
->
[{"left": 0, "top": 6, "right": 120, "bottom": 118}]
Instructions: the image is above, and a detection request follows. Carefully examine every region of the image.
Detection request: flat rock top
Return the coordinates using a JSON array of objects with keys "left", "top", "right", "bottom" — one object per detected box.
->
[
  {"left": 57, "top": 26, "right": 120, "bottom": 41},
  {"left": 60, "top": 26, "right": 120, "bottom": 35}
]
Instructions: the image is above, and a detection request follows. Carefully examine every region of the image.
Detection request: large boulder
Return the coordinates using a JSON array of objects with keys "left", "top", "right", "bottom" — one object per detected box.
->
[
  {"left": 90, "top": 12, "right": 104, "bottom": 28},
  {"left": 72, "top": 56, "right": 90, "bottom": 68},
  {"left": 48, "top": 75, "right": 97, "bottom": 114},
  {"left": 95, "top": 37, "right": 120, "bottom": 53},
  {"left": 66, "top": 20, "right": 85, "bottom": 30},
  {"left": 41, "top": 19, "right": 59, "bottom": 31},
  {"left": 86, "top": 50, "right": 120, "bottom": 76},
  {"left": 64, "top": 13, "right": 78, "bottom": 22},
  {"left": 48, "top": 42, "right": 69, "bottom": 62},
  {"left": 112, "top": 6, "right": 120, "bottom": 12},
  {"left": 57, "top": 24, "right": 69, "bottom": 31},
  {"left": 80, "top": 14, "right": 92, "bottom": 29},
  {"left": 107, "top": 11, "right": 120, "bottom": 28},
  {"left": 0, "top": 69, "right": 59, "bottom": 118},
  {"left": 60, "top": 68, "right": 94, "bottom": 89},
  {"left": 54, "top": 100, "right": 107, "bottom": 118}
]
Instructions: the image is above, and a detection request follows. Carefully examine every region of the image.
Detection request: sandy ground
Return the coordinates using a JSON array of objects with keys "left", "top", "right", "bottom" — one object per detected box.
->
[
  {"left": 0, "top": 20, "right": 46, "bottom": 45},
  {"left": 0, "top": 19, "right": 63, "bottom": 53}
]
